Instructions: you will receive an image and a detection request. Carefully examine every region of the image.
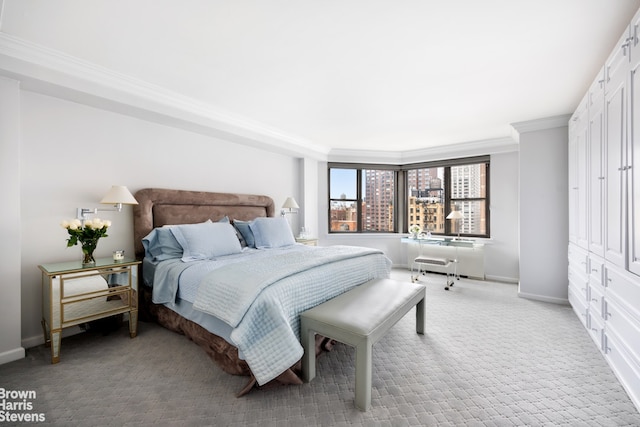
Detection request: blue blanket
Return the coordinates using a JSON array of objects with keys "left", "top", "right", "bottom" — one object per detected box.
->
[{"left": 193, "top": 245, "right": 382, "bottom": 327}]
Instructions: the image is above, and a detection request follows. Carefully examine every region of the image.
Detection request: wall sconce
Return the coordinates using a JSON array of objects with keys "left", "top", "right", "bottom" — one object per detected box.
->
[
  {"left": 446, "top": 209, "right": 464, "bottom": 240},
  {"left": 280, "top": 197, "right": 299, "bottom": 217},
  {"left": 77, "top": 185, "right": 139, "bottom": 220}
]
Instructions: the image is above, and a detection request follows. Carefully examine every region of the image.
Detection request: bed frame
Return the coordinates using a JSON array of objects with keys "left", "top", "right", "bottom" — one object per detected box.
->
[{"left": 132, "top": 188, "right": 325, "bottom": 395}]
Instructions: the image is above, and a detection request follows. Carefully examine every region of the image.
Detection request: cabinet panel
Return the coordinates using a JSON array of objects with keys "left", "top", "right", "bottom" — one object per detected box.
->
[
  {"left": 590, "top": 282, "right": 605, "bottom": 320},
  {"left": 568, "top": 284, "right": 588, "bottom": 328},
  {"left": 606, "top": 265, "right": 640, "bottom": 323},
  {"left": 605, "top": 329, "right": 640, "bottom": 408},
  {"left": 604, "top": 73, "right": 627, "bottom": 267},
  {"left": 569, "top": 98, "right": 589, "bottom": 248},
  {"left": 568, "top": 243, "right": 589, "bottom": 274},
  {"left": 589, "top": 70, "right": 606, "bottom": 257},
  {"left": 606, "top": 297, "right": 640, "bottom": 366},
  {"left": 588, "top": 311, "right": 605, "bottom": 352},
  {"left": 629, "top": 20, "right": 640, "bottom": 276}
]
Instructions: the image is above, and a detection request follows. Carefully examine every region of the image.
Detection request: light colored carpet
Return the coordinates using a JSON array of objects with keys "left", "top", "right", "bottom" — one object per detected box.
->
[{"left": 2, "top": 269, "right": 639, "bottom": 426}]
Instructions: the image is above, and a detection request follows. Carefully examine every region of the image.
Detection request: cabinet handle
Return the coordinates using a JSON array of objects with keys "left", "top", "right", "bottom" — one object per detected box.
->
[
  {"left": 591, "top": 268, "right": 598, "bottom": 272},
  {"left": 622, "top": 41, "right": 630, "bottom": 56},
  {"left": 591, "top": 328, "right": 598, "bottom": 332},
  {"left": 598, "top": 176, "right": 605, "bottom": 180},
  {"left": 591, "top": 298, "right": 598, "bottom": 302}
]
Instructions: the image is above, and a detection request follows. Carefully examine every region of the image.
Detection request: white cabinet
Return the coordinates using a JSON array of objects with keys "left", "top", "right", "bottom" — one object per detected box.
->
[{"left": 568, "top": 7, "right": 640, "bottom": 413}]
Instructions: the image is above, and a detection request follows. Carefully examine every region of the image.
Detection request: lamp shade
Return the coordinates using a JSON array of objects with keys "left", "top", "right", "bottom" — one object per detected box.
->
[
  {"left": 100, "top": 186, "right": 138, "bottom": 205},
  {"left": 446, "top": 210, "right": 464, "bottom": 220},
  {"left": 281, "top": 197, "right": 299, "bottom": 209}
]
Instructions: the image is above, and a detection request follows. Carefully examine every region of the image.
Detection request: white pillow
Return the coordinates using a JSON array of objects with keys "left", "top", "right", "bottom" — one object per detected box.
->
[
  {"left": 250, "top": 217, "right": 296, "bottom": 249},
  {"left": 170, "top": 222, "right": 242, "bottom": 262}
]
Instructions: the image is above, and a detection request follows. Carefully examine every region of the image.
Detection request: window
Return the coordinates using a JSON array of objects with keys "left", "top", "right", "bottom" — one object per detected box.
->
[
  {"left": 329, "top": 166, "right": 397, "bottom": 232},
  {"left": 406, "top": 158, "right": 489, "bottom": 237},
  {"left": 329, "top": 156, "right": 490, "bottom": 238}
]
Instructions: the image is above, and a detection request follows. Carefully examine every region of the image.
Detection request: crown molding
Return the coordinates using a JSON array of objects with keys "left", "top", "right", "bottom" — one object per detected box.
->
[
  {"left": 328, "top": 136, "right": 518, "bottom": 164},
  {"left": 510, "top": 114, "right": 572, "bottom": 141},
  {"left": 0, "top": 32, "right": 329, "bottom": 159}
]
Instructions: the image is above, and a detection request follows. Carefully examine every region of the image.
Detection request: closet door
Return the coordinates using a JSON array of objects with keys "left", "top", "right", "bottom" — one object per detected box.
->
[
  {"left": 604, "top": 29, "right": 629, "bottom": 268},
  {"left": 629, "top": 15, "right": 640, "bottom": 276},
  {"left": 589, "top": 69, "right": 606, "bottom": 258},
  {"left": 569, "top": 95, "right": 589, "bottom": 249}
]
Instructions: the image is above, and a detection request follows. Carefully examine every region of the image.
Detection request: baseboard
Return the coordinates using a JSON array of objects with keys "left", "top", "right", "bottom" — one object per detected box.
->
[
  {"left": 0, "top": 346, "right": 25, "bottom": 365},
  {"left": 518, "top": 290, "right": 569, "bottom": 305},
  {"left": 485, "top": 274, "right": 519, "bottom": 284},
  {"left": 22, "top": 326, "right": 83, "bottom": 350}
]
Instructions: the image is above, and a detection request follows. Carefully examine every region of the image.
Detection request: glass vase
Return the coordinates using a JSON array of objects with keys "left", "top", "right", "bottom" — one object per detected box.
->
[{"left": 81, "top": 242, "right": 97, "bottom": 267}]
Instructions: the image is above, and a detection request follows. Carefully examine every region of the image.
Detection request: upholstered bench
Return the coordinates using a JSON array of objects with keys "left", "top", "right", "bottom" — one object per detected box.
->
[
  {"left": 411, "top": 255, "right": 454, "bottom": 290},
  {"left": 300, "top": 278, "right": 426, "bottom": 411}
]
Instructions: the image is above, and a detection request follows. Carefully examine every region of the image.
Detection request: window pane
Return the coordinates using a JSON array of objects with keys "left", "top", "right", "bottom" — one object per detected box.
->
[
  {"left": 407, "top": 167, "right": 445, "bottom": 234},
  {"left": 450, "top": 164, "right": 486, "bottom": 198},
  {"left": 330, "top": 200, "right": 357, "bottom": 232},
  {"left": 449, "top": 201, "right": 486, "bottom": 235},
  {"left": 330, "top": 169, "right": 357, "bottom": 199},
  {"left": 361, "top": 169, "right": 395, "bottom": 231}
]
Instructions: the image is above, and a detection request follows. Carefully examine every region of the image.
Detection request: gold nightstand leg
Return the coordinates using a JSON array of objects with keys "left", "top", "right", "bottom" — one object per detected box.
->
[
  {"left": 50, "top": 329, "right": 61, "bottom": 364},
  {"left": 41, "top": 319, "right": 51, "bottom": 348}
]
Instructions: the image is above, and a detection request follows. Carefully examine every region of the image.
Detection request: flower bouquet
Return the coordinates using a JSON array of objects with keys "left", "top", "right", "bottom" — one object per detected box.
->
[
  {"left": 61, "top": 218, "right": 111, "bottom": 266},
  {"left": 408, "top": 224, "right": 421, "bottom": 238}
]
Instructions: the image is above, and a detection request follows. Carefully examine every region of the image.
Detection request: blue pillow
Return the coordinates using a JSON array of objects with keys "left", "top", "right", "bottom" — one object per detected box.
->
[
  {"left": 142, "top": 227, "right": 183, "bottom": 261},
  {"left": 233, "top": 219, "right": 255, "bottom": 248},
  {"left": 250, "top": 217, "right": 296, "bottom": 249},
  {"left": 170, "top": 222, "right": 242, "bottom": 262}
]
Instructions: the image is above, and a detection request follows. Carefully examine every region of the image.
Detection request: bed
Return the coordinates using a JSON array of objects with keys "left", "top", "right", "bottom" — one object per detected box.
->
[{"left": 132, "top": 188, "right": 392, "bottom": 394}]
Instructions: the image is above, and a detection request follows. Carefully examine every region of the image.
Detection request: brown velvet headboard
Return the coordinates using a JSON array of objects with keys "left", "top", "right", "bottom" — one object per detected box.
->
[{"left": 132, "top": 188, "right": 275, "bottom": 259}]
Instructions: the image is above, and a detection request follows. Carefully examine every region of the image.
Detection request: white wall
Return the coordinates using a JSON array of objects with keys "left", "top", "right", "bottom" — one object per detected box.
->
[
  {"left": 18, "top": 90, "right": 302, "bottom": 347},
  {"left": 518, "top": 125, "right": 569, "bottom": 303},
  {"left": 0, "top": 76, "right": 25, "bottom": 364},
  {"left": 486, "top": 151, "right": 520, "bottom": 282}
]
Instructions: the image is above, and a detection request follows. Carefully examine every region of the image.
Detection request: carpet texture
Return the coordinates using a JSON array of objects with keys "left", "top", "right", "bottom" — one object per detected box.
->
[{"left": 1, "top": 269, "right": 639, "bottom": 426}]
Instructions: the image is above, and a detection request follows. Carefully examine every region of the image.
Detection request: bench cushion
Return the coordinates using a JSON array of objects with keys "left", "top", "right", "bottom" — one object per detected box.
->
[
  {"left": 301, "top": 278, "right": 425, "bottom": 336},
  {"left": 414, "top": 256, "right": 449, "bottom": 266}
]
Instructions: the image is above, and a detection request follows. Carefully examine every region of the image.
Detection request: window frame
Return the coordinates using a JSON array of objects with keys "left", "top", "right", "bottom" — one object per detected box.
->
[
  {"left": 328, "top": 163, "right": 400, "bottom": 233},
  {"left": 328, "top": 156, "right": 490, "bottom": 238}
]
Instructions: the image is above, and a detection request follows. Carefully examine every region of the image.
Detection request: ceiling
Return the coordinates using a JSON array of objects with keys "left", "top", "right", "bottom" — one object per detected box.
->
[{"left": 2, "top": 0, "right": 640, "bottom": 154}]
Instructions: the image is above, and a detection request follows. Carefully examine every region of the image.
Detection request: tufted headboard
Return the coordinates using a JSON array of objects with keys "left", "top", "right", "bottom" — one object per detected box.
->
[{"left": 132, "top": 188, "right": 275, "bottom": 260}]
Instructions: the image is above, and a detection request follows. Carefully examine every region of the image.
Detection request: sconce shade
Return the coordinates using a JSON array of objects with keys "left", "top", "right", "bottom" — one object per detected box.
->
[
  {"left": 281, "top": 197, "right": 299, "bottom": 210},
  {"left": 446, "top": 210, "right": 464, "bottom": 220},
  {"left": 100, "top": 186, "right": 138, "bottom": 205}
]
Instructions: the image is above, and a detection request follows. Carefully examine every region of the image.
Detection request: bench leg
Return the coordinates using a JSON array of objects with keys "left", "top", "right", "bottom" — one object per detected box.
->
[
  {"left": 354, "top": 340, "right": 373, "bottom": 411},
  {"left": 300, "top": 320, "right": 316, "bottom": 382},
  {"left": 416, "top": 298, "right": 425, "bottom": 335}
]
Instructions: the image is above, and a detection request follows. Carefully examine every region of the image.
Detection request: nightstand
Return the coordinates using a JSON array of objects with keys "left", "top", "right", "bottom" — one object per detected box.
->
[
  {"left": 296, "top": 237, "right": 318, "bottom": 246},
  {"left": 38, "top": 257, "right": 141, "bottom": 364}
]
